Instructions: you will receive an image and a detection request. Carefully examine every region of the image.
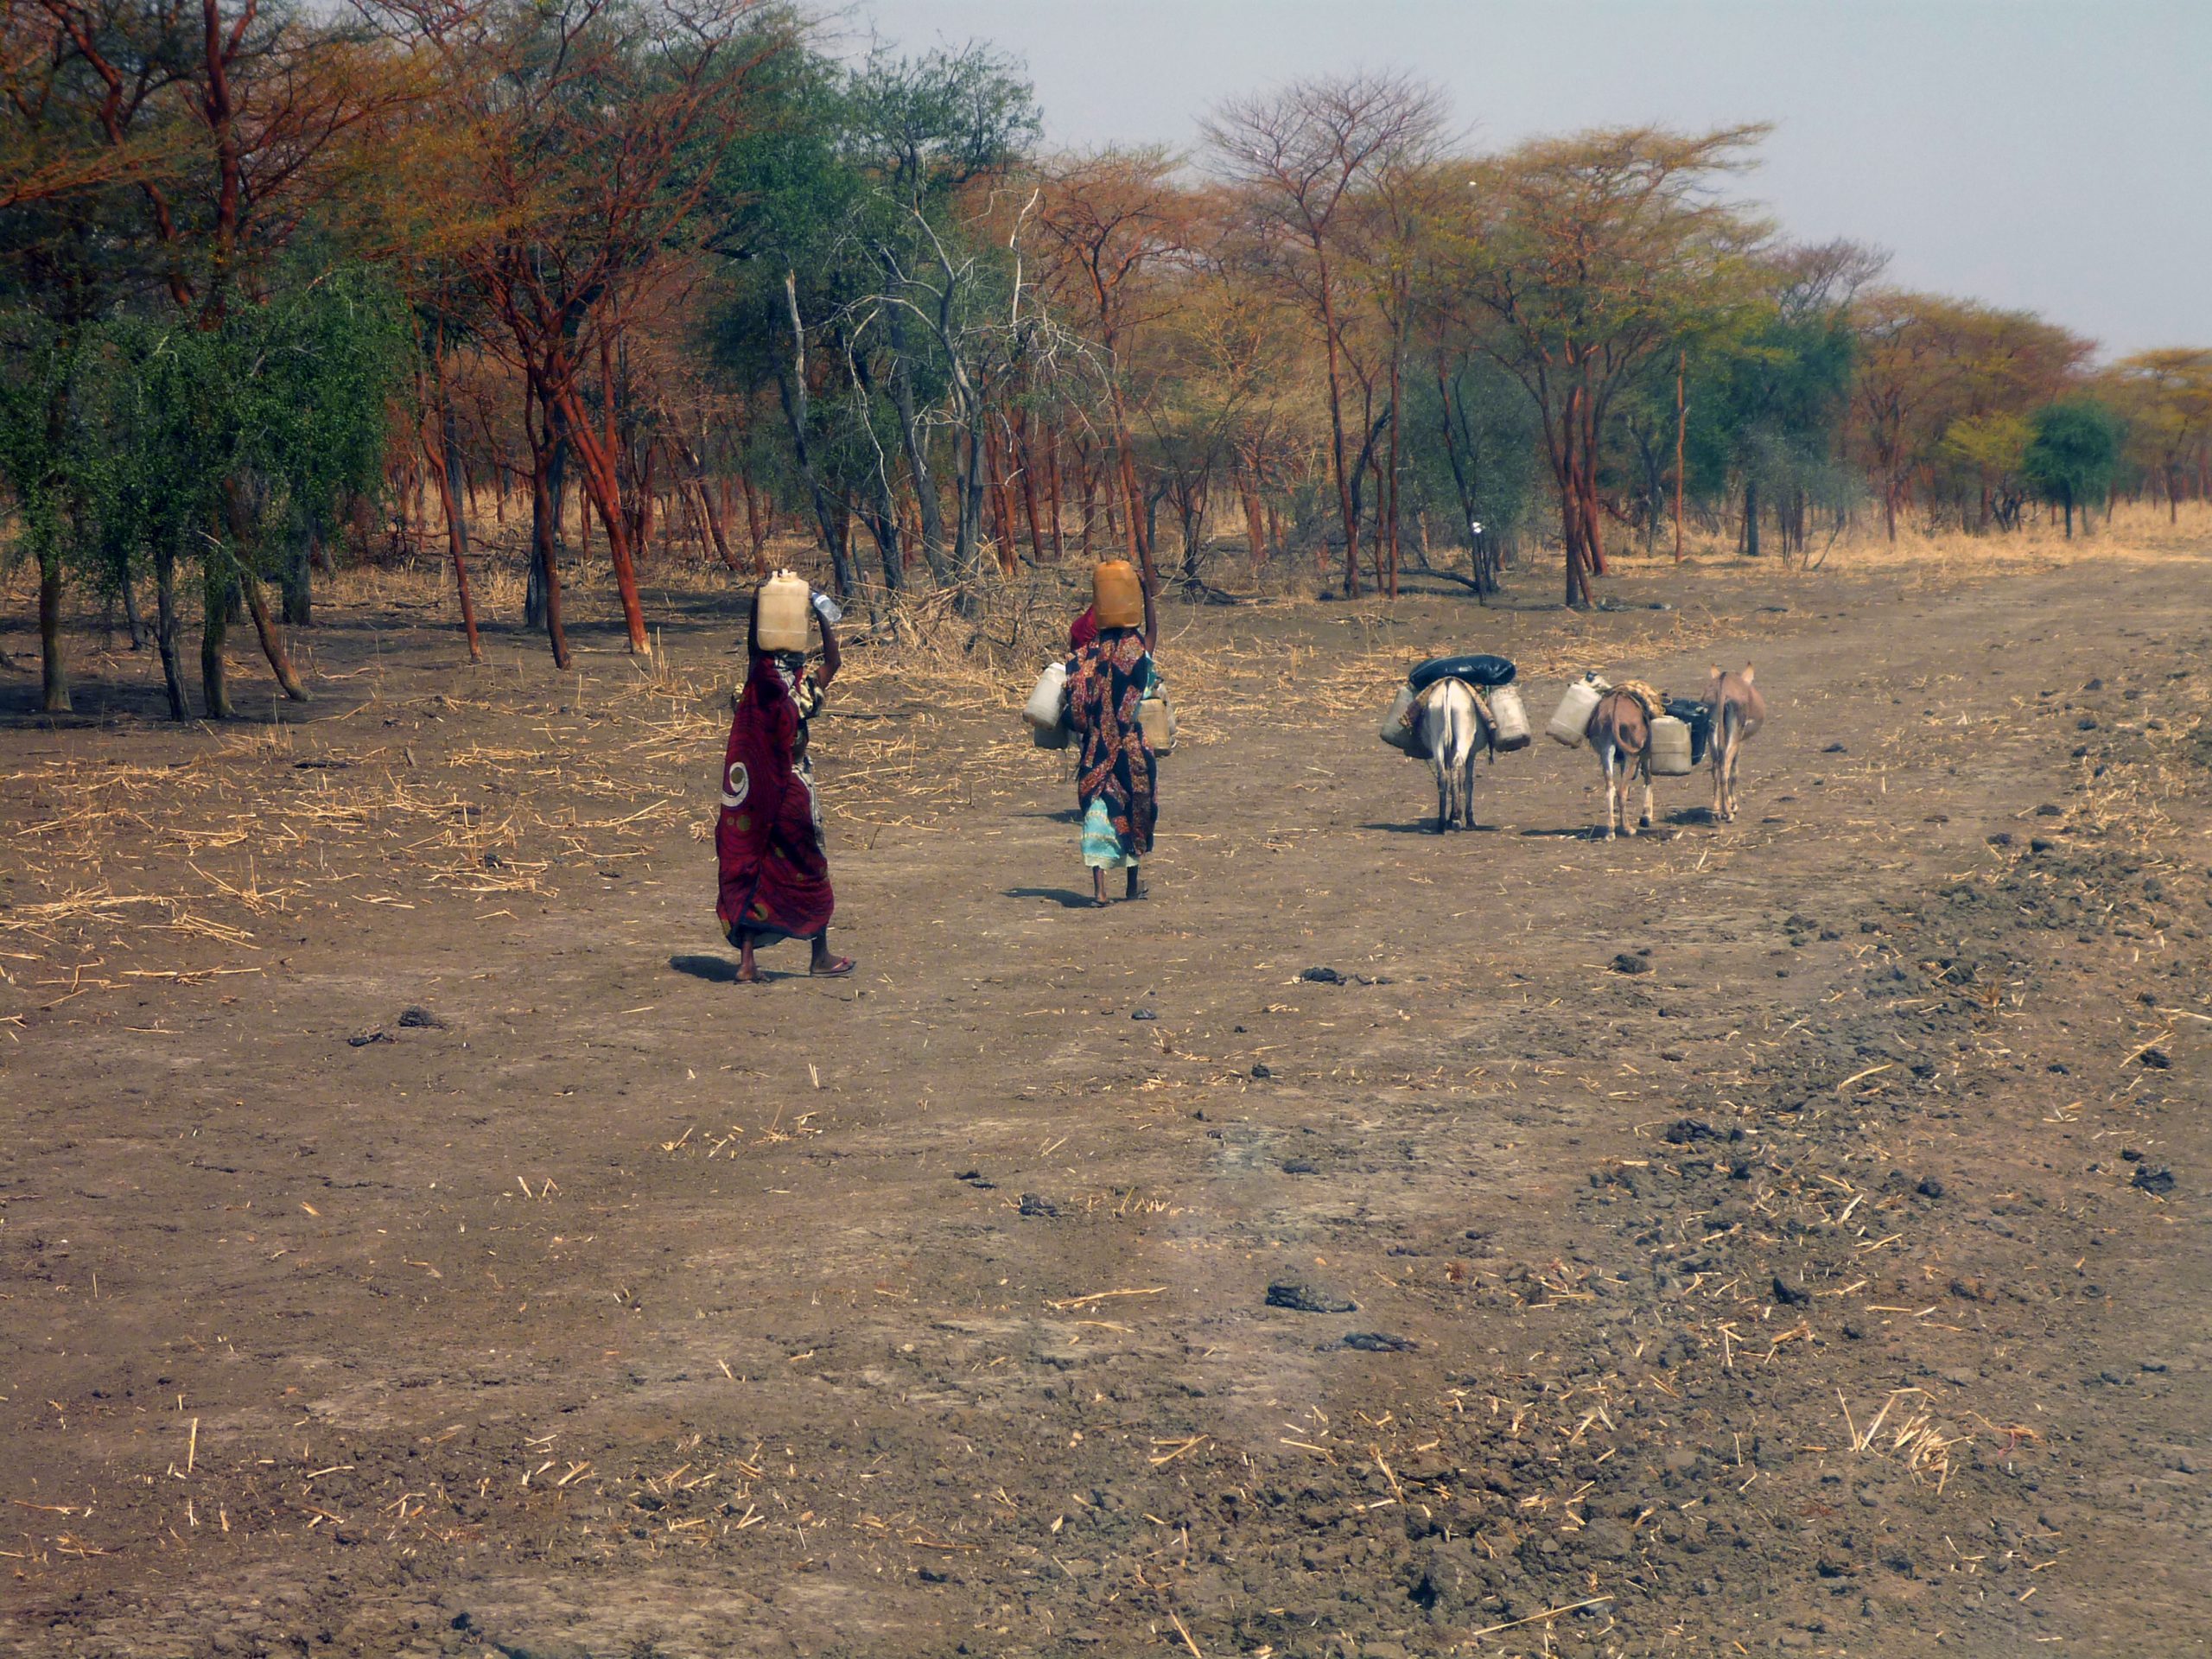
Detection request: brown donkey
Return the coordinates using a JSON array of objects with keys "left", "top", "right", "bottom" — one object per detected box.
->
[
  {"left": 1706, "top": 664, "right": 1766, "bottom": 823},
  {"left": 1586, "top": 689, "right": 1653, "bottom": 840}
]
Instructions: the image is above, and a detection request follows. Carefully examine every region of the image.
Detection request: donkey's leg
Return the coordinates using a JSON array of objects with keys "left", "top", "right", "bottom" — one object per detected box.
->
[
  {"left": 1641, "top": 764, "right": 1655, "bottom": 830},
  {"left": 1602, "top": 747, "right": 1618, "bottom": 840}
]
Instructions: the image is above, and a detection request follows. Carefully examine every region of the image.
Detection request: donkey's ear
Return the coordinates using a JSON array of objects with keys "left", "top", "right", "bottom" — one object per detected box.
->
[
  {"left": 1742, "top": 664, "right": 1755, "bottom": 683},
  {"left": 1708, "top": 664, "right": 1722, "bottom": 678}
]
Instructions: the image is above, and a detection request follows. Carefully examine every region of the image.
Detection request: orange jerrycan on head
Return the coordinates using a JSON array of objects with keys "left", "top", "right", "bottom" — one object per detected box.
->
[{"left": 1092, "top": 560, "right": 1144, "bottom": 631}]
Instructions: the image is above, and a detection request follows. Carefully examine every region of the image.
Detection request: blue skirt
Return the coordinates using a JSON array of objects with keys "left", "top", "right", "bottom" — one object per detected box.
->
[{"left": 1080, "top": 798, "right": 1138, "bottom": 869}]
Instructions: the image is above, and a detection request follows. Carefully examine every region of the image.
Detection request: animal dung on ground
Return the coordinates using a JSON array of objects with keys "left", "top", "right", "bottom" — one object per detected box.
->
[
  {"left": 397, "top": 1006, "right": 446, "bottom": 1029},
  {"left": 2131, "top": 1166, "right": 2177, "bottom": 1197},
  {"left": 1340, "top": 1331, "right": 1415, "bottom": 1352},
  {"left": 1300, "top": 966, "right": 1344, "bottom": 984},
  {"left": 346, "top": 1029, "right": 393, "bottom": 1048},
  {"left": 1611, "top": 951, "right": 1652, "bottom": 976},
  {"left": 1267, "top": 1281, "right": 1357, "bottom": 1314}
]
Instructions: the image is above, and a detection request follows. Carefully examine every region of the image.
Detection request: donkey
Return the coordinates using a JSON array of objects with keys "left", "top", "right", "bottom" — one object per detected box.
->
[
  {"left": 1586, "top": 688, "right": 1654, "bottom": 840},
  {"left": 1705, "top": 664, "right": 1766, "bottom": 823},
  {"left": 1415, "top": 677, "right": 1486, "bottom": 831}
]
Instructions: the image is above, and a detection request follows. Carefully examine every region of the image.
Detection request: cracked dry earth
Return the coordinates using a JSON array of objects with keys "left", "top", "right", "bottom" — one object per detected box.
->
[{"left": 1, "top": 550, "right": 2208, "bottom": 1658}]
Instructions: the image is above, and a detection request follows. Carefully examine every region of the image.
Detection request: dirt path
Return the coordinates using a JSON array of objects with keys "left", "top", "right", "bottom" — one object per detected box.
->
[{"left": 3, "top": 553, "right": 2208, "bottom": 1657}]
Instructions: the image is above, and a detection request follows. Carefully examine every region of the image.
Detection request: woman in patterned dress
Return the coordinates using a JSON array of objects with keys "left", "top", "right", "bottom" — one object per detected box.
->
[{"left": 1064, "top": 575, "right": 1160, "bottom": 906}]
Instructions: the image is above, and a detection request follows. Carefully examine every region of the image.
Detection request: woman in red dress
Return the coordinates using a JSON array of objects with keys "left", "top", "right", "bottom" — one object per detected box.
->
[{"left": 715, "top": 590, "right": 855, "bottom": 982}]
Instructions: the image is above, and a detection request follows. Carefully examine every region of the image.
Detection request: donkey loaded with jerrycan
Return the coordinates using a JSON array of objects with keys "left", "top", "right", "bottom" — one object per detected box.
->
[
  {"left": 1378, "top": 653, "right": 1532, "bottom": 831},
  {"left": 1544, "top": 664, "right": 1767, "bottom": 840}
]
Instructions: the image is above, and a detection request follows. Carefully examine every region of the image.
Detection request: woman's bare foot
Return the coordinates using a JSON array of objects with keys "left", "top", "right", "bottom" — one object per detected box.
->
[
  {"left": 809, "top": 934, "right": 855, "bottom": 976},
  {"left": 1092, "top": 869, "right": 1110, "bottom": 907},
  {"left": 734, "top": 962, "right": 763, "bottom": 983}
]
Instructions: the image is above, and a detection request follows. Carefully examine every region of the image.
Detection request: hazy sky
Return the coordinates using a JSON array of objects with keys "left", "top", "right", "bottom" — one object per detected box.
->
[{"left": 842, "top": 1, "right": 2208, "bottom": 359}]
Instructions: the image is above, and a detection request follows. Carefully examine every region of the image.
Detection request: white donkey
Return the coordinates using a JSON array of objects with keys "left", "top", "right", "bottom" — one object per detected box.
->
[{"left": 1414, "top": 678, "right": 1488, "bottom": 831}]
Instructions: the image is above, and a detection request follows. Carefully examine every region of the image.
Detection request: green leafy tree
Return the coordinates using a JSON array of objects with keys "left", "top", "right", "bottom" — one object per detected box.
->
[{"left": 2022, "top": 399, "right": 2122, "bottom": 537}]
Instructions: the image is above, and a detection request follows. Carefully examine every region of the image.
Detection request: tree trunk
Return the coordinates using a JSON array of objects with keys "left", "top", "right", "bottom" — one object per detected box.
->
[
  {"left": 773, "top": 272, "right": 856, "bottom": 597},
  {"left": 1743, "top": 475, "right": 1761, "bottom": 557},
  {"left": 529, "top": 423, "right": 571, "bottom": 670},
  {"left": 885, "top": 311, "right": 952, "bottom": 587},
  {"left": 985, "top": 427, "right": 1018, "bottom": 573},
  {"left": 153, "top": 546, "right": 188, "bottom": 719},
  {"left": 682, "top": 437, "right": 738, "bottom": 572},
  {"left": 1045, "top": 423, "right": 1065, "bottom": 562},
  {"left": 200, "top": 556, "right": 232, "bottom": 719},
  {"left": 526, "top": 388, "right": 567, "bottom": 632},
  {"left": 1312, "top": 241, "right": 1360, "bottom": 598},
  {"left": 37, "top": 550, "right": 71, "bottom": 714},
  {"left": 429, "top": 369, "right": 483, "bottom": 664},
  {"left": 740, "top": 474, "right": 770, "bottom": 573},
  {"left": 242, "top": 573, "right": 309, "bottom": 700},
  {"left": 281, "top": 522, "right": 313, "bottom": 627},
  {"left": 1015, "top": 412, "right": 1048, "bottom": 567},
  {"left": 1239, "top": 464, "right": 1268, "bottom": 571},
  {"left": 1433, "top": 365, "right": 1491, "bottom": 601},
  {"left": 544, "top": 372, "right": 649, "bottom": 654},
  {"left": 118, "top": 556, "right": 147, "bottom": 649},
  {"left": 1383, "top": 349, "right": 1402, "bottom": 600}
]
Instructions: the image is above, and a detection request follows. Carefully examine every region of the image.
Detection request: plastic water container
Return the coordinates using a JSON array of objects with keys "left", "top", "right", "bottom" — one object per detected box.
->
[
  {"left": 1025, "top": 661, "right": 1069, "bottom": 748},
  {"left": 754, "top": 569, "right": 811, "bottom": 652},
  {"left": 1380, "top": 683, "right": 1420, "bottom": 753},
  {"left": 1548, "top": 677, "right": 1605, "bottom": 747},
  {"left": 1140, "top": 692, "right": 1178, "bottom": 756},
  {"left": 1093, "top": 560, "right": 1144, "bottom": 629},
  {"left": 1025, "top": 661, "right": 1067, "bottom": 727},
  {"left": 1649, "top": 715, "right": 1694, "bottom": 776},
  {"left": 1488, "top": 684, "right": 1531, "bottom": 751}
]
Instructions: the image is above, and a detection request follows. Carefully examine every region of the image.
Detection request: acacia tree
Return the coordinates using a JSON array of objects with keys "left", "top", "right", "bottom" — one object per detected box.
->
[
  {"left": 1849, "top": 292, "right": 2088, "bottom": 538},
  {"left": 409, "top": 0, "right": 791, "bottom": 658},
  {"left": 1675, "top": 240, "right": 1875, "bottom": 556},
  {"left": 1028, "top": 147, "right": 1187, "bottom": 581},
  {"left": 2109, "top": 348, "right": 2212, "bottom": 520},
  {"left": 1438, "top": 126, "right": 1765, "bottom": 607},
  {"left": 3, "top": 0, "right": 422, "bottom": 714},
  {"left": 836, "top": 46, "right": 1040, "bottom": 605},
  {"left": 1206, "top": 72, "right": 1446, "bottom": 598}
]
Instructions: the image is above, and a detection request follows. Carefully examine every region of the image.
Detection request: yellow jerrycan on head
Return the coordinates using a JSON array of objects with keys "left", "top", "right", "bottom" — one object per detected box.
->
[{"left": 754, "top": 570, "right": 811, "bottom": 652}]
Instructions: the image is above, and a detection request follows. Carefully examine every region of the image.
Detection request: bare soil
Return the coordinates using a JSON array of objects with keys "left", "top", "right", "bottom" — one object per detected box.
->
[{"left": 2, "top": 547, "right": 2208, "bottom": 1658}]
